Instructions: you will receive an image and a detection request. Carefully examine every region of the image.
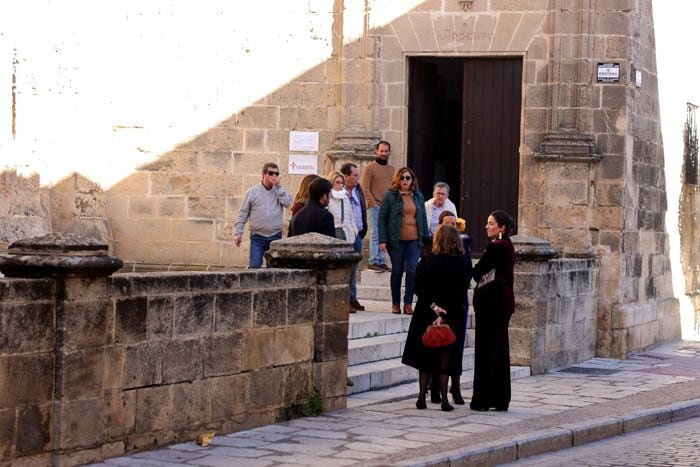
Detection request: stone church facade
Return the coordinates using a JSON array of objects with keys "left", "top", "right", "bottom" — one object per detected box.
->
[{"left": 0, "top": 0, "right": 679, "bottom": 357}]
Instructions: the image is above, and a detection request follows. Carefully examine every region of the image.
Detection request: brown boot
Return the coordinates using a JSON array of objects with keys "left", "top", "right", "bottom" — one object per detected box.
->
[
  {"left": 391, "top": 304, "right": 401, "bottom": 314},
  {"left": 403, "top": 304, "right": 413, "bottom": 315}
]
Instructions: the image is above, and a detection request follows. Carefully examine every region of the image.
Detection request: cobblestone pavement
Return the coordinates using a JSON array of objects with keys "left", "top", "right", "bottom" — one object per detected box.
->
[
  {"left": 90, "top": 341, "right": 700, "bottom": 466},
  {"left": 502, "top": 416, "right": 700, "bottom": 466}
]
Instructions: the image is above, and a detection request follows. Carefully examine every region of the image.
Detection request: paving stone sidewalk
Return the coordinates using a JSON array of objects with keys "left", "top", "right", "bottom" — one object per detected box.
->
[{"left": 92, "top": 340, "right": 700, "bottom": 467}]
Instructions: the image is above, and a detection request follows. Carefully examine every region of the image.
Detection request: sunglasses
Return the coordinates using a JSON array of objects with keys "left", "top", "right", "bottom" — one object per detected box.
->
[
  {"left": 267, "top": 171, "right": 280, "bottom": 176},
  {"left": 400, "top": 175, "right": 412, "bottom": 181}
]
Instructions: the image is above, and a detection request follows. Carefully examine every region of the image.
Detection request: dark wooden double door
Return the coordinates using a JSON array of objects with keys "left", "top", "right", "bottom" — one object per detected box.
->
[{"left": 408, "top": 57, "right": 522, "bottom": 255}]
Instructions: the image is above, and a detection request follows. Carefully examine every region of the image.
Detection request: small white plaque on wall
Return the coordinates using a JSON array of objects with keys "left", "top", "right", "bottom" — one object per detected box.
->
[
  {"left": 289, "top": 154, "right": 318, "bottom": 174},
  {"left": 289, "top": 131, "right": 319, "bottom": 152}
]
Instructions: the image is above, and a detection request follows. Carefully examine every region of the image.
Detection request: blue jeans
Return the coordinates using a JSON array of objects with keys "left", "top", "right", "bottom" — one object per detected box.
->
[
  {"left": 368, "top": 206, "right": 384, "bottom": 265},
  {"left": 387, "top": 239, "right": 420, "bottom": 306},
  {"left": 249, "top": 232, "right": 281, "bottom": 268},
  {"left": 349, "top": 235, "right": 363, "bottom": 301}
]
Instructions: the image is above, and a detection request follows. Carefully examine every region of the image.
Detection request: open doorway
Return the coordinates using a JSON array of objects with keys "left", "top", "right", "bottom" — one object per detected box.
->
[{"left": 407, "top": 56, "right": 522, "bottom": 254}]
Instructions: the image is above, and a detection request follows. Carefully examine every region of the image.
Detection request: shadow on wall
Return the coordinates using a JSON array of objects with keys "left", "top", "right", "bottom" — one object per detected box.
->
[{"left": 2, "top": 1, "right": 548, "bottom": 269}]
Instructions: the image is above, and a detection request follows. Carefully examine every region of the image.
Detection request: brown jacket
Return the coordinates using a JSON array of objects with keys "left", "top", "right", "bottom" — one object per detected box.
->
[{"left": 360, "top": 161, "right": 395, "bottom": 208}]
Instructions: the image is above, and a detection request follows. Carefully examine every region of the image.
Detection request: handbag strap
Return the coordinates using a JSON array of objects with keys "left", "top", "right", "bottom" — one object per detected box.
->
[{"left": 340, "top": 198, "right": 344, "bottom": 223}]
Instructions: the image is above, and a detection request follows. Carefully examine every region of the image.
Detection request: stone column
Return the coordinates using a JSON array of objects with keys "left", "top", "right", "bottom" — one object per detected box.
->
[
  {"left": 0, "top": 233, "right": 122, "bottom": 466},
  {"left": 325, "top": 0, "right": 380, "bottom": 174},
  {"left": 265, "top": 233, "right": 360, "bottom": 411},
  {"left": 510, "top": 235, "right": 557, "bottom": 374}
]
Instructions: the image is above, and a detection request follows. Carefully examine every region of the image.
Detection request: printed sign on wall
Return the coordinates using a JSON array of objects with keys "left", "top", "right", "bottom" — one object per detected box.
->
[
  {"left": 289, "top": 154, "right": 318, "bottom": 174},
  {"left": 597, "top": 63, "right": 620, "bottom": 83},
  {"left": 289, "top": 131, "right": 319, "bottom": 152}
]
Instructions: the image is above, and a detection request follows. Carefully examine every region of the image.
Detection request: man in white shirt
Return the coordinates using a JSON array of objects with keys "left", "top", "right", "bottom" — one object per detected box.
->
[
  {"left": 425, "top": 182, "right": 457, "bottom": 236},
  {"left": 234, "top": 162, "right": 293, "bottom": 268}
]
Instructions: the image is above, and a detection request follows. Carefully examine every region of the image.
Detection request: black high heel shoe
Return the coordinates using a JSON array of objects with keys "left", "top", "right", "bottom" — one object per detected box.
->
[
  {"left": 450, "top": 388, "right": 465, "bottom": 405},
  {"left": 441, "top": 401, "right": 454, "bottom": 412},
  {"left": 416, "top": 398, "right": 427, "bottom": 410}
]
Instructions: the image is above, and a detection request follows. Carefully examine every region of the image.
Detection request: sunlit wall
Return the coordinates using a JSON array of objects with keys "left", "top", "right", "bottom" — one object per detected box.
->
[
  {"left": 1, "top": 0, "right": 339, "bottom": 187},
  {"left": 654, "top": 0, "right": 700, "bottom": 339}
]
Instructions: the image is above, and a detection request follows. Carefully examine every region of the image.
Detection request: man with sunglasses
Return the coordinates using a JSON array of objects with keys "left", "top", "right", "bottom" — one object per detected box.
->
[{"left": 234, "top": 162, "right": 293, "bottom": 268}]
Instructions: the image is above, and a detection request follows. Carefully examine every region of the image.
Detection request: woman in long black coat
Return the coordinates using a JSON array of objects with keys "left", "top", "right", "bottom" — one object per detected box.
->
[
  {"left": 402, "top": 225, "right": 471, "bottom": 412},
  {"left": 470, "top": 210, "right": 516, "bottom": 412}
]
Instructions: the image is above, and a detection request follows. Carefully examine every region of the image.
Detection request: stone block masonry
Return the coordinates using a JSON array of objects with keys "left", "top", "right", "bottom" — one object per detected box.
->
[{"left": 0, "top": 232, "right": 357, "bottom": 466}]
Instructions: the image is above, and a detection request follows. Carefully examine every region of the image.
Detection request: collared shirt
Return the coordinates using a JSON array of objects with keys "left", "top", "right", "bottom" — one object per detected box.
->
[
  {"left": 430, "top": 205, "right": 444, "bottom": 235},
  {"left": 347, "top": 187, "right": 364, "bottom": 232}
]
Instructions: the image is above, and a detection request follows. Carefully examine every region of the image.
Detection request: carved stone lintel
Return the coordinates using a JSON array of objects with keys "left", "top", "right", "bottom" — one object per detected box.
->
[
  {"left": 458, "top": 0, "right": 475, "bottom": 11},
  {"left": 535, "top": 132, "right": 601, "bottom": 163}
]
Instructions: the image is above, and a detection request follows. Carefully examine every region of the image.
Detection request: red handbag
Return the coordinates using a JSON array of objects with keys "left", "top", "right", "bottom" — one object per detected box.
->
[{"left": 422, "top": 324, "right": 456, "bottom": 349}]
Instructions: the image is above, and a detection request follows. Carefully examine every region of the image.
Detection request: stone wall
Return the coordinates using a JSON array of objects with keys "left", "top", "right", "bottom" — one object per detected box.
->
[
  {"left": 680, "top": 185, "right": 700, "bottom": 335},
  {"left": 506, "top": 236, "right": 598, "bottom": 374},
  {"left": 599, "top": 0, "right": 679, "bottom": 356},
  {"left": 511, "top": 257, "right": 599, "bottom": 374},
  {"left": 0, "top": 278, "right": 55, "bottom": 462},
  {"left": 0, "top": 170, "right": 51, "bottom": 248},
  {"left": 0, "top": 266, "right": 348, "bottom": 466}
]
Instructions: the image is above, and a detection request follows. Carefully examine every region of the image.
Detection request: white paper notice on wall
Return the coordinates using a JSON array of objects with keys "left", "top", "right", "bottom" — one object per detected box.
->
[
  {"left": 289, "top": 154, "right": 318, "bottom": 174},
  {"left": 635, "top": 70, "right": 642, "bottom": 87},
  {"left": 289, "top": 131, "right": 319, "bottom": 152}
]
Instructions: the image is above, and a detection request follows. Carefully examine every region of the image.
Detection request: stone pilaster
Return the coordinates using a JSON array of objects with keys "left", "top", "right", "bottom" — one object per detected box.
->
[
  {"left": 0, "top": 233, "right": 122, "bottom": 465},
  {"left": 325, "top": 0, "right": 380, "bottom": 174},
  {"left": 510, "top": 235, "right": 558, "bottom": 374},
  {"left": 266, "top": 233, "right": 360, "bottom": 411},
  {"left": 536, "top": 1, "right": 598, "bottom": 161},
  {"left": 510, "top": 234, "right": 599, "bottom": 374}
]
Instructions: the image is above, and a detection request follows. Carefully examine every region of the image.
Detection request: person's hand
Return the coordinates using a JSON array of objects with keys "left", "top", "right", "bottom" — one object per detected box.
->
[
  {"left": 433, "top": 315, "right": 444, "bottom": 326},
  {"left": 234, "top": 233, "right": 242, "bottom": 247},
  {"left": 379, "top": 243, "right": 387, "bottom": 252}
]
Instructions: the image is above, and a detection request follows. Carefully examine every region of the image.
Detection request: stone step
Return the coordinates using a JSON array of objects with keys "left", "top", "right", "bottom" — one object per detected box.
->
[
  {"left": 349, "top": 331, "right": 475, "bottom": 366},
  {"left": 347, "top": 365, "right": 532, "bottom": 409},
  {"left": 357, "top": 270, "right": 474, "bottom": 303},
  {"left": 359, "top": 269, "right": 391, "bottom": 286},
  {"left": 357, "top": 284, "right": 395, "bottom": 302},
  {"left": 347, "top": 348, "right": 475, "bottom": 394},
  {"left": 348, "top": 332, "right": 406, "bottom": 366},
  {"left": 348, "top": 309, "right": 411, "bottom": 339}
]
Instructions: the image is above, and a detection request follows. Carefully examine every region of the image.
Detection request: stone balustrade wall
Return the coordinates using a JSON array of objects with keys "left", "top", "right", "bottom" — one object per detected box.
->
[
  {"left": 511, "top": 258, "right": 599, "bottom": 374},
  {"left": 0, "top": 267, "right": 348, "bottom": 466}
]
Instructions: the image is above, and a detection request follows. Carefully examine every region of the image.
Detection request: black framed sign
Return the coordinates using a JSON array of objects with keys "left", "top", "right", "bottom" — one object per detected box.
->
[{"left": 597, "top": 63, "right": 620, "bottom": 83}]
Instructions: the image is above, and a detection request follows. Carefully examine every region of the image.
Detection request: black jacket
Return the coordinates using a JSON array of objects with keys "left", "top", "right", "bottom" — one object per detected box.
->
[{"left": 290, "top": 199, "right": 335, "bottom": 238}]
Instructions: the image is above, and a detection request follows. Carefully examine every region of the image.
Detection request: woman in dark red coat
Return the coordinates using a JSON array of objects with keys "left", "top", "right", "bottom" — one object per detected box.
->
[{"left": 470, "top": 210, "right": 516, "bottom": 412}]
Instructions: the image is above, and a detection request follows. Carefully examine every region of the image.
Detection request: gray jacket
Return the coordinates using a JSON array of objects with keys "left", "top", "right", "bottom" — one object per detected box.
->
[{"left": 235, "top": 183, "right": 292, "bottom": 237}]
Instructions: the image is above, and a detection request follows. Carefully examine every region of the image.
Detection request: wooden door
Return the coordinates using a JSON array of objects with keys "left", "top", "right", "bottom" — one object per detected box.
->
[
  {"left": 408, "top": 59, "right": 437, "bottom": 199},
  {"left": 461, "top": 58, "right": 522, "bottom": 254}
]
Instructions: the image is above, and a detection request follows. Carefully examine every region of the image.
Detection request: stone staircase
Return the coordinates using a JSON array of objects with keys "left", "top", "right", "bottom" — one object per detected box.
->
[
  {"left": 347, "top": 269, "right": 530, "bottom": 406},
  {"left": 348, "top": 269, "right": 476, "bottom": 394}
]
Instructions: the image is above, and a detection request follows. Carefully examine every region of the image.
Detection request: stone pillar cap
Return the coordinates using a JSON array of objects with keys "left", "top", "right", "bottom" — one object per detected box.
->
[
  {"left": 510, "top": 234, "right": 558, "bottom": 261},
  {"left": 265, "top": 233, "right": 361, "bottom": 269},
  {"left": 0, "top": 232, "right": 123, "bottom": 278}
]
